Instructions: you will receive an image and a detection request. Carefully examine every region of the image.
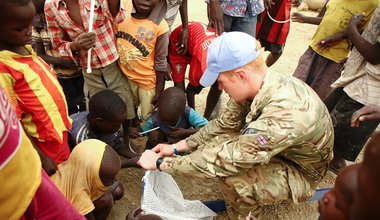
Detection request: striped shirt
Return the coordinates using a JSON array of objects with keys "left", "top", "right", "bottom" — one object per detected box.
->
[
  {"left": 0, "top": 45, "right": 72, "bottom": 160},
  {"left": 45, "top": 0, "right": 125, "bottom": 69}
]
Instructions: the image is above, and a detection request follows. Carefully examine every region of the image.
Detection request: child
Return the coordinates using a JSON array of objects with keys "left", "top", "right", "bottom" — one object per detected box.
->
[
  {"left": 69, "top": 90, "right": 138, "bottom": 160},
  {"left": 317, "top": 131, "right": 380, "bottom": 220},
  {"left": 116, "top": 0, "right": 169, "bottom": 127},
  {"left": 51, "top": 139, "right": 123, "bottom": 219},
  {"left": 0, "top": 87, "right": 84, "bottom": 220},
  {"left": 31, "top": 0, "right": 85, "bottom": 115},
  {"left": 255, "top": 0, "right": 292, "bottom": 67},
  {"left": 324, "top": 4, "right": 380, "bottom": 174},
  {"left": 317, "top": 164, "right": 358, "bottom": 220},
  {"left": 292, "top": 0, "right": 378, "bottom": 101},
  {"left": 169, "top": 22, "right": 221, "bottom": 119},
  {"left": 0, "top": 0, "right": 71, "bottom": 175},
  {"left": 140, "top": 87, "right": 208, "bottom": 148},
  {"left": 44, "top": 0, "right": 136, "bottom": 146}
]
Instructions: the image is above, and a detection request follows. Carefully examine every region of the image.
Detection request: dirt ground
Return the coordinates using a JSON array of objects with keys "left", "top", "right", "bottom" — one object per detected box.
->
[{"left": 108, "top": 2, "right": 338, "bottom": 219}]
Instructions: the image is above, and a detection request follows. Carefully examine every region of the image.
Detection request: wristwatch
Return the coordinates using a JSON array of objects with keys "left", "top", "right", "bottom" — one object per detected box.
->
[{"left": 156, "top": 157, "right": 164, "bottom": 171}]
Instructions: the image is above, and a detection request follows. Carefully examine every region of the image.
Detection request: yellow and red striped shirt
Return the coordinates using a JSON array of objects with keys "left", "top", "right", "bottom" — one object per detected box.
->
[{"left": 0, "top": 45, "right": 72, "bottom": 163}]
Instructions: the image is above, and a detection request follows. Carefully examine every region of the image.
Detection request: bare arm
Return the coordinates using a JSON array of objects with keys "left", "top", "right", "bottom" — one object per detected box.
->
[
  {"left": 207, "top": 0, "right": 224, "bottom": 35},
  {"left": 291, "top": 3, "right": 326, "bottom": 25},
  {"left": 347, "top": 14, "right": 380, "bottom": 65},
  {"left": 176, "top": 0, "right": 189, "bottom": 54}
]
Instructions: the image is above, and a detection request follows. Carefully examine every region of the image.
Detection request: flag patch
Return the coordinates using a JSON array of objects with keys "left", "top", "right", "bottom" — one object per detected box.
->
[{"left": 257, "top": 135, "right": 267, "bottom": 146}]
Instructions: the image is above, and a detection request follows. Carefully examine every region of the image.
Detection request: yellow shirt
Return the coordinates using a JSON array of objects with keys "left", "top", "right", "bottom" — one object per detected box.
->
[
  {"left": 0, "top": 89, "right": 41, "bottom": 220},
  {"left": 310, "top": 0, "right": 379, "bottom": 63},
  {"left": 50, "top": 139, "right": 110, "bottom": 215}
]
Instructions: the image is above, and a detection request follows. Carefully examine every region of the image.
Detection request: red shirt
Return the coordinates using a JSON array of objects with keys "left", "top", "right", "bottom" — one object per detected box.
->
[{"left": 0, "top": 46, "right": 71, "bottom": 163}]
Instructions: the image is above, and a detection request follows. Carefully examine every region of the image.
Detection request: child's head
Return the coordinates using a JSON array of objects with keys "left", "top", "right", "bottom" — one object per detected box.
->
[
  {"left": 132, "top": 0, "right": 160, "bottom": 16},
  {"left": 350, "top": 132, "right": 380, "bottom": 219},
  {"left": 0, "top": 0, "right": 35, "bottom": 48},
  {"left": 99, "top": 145, "right": 122, "bottom": 187},
  {"left": 158, "top": 87, "right": 186, "bottom": 126},
  {"left": 89, "top": 90, "right": 128, "bottom": 134},
  {"left": 318, "top": 132, "right": 380, "bottom": 220},
  {"left": 318, "top": 164, "right": 358, "bottom": 220}
]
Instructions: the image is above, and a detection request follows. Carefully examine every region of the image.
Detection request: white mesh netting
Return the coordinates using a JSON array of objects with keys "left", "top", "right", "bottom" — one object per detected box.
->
[{"left": 141, "top": 171, "right": 217, "bottom": 220}]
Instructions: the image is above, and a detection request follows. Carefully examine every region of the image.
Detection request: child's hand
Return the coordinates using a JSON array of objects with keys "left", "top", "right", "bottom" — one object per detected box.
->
[
  {"left": 175, "top": 27, "right": 188, "bottom": 55},
  {"left": 348, "top": 13, "right": 366, "bottom": 29},
  {"left": 207, "top": 0, "right": 224, "bottom": 36},
  {"left": 129, "top": 127, "right": 142, "bottom": 139},
  {"left": 59, "top": 58, "right": 78, "bottom": 69},
  {"left": 291, "top": 12, "right": 306, "bottom": 23},
  {"left": 41, "top": 155, "right": 58, "bottom": 176},
  {"left": 292, "top": 0, "right": 301, "bottom": 7},
  {"left": 264, "top": 0, "right": 275, "bottom": 10},
  {"left": 71, "top": 32, "right": 96, "bottom": 52},
  {"left": 151, "top": 93, "right": 161, "bottom": 108},
  {"left": 316, "top": 32, "right": 344, "bottom": 52},
  {"left": 351, "top": 106, "right": 380, "bottom": 127},
  {"left": 169, "top": 128, "right": 188, "bottom": 139}
]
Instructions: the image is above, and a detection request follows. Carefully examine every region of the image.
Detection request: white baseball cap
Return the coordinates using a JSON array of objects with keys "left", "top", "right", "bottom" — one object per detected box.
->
[{"left": 200, "top": 32, "right": 261, "bottom": 87}]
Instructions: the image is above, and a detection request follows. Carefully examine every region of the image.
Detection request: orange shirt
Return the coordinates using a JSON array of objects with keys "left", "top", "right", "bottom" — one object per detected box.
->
[
  {"left": 117, "top": 0, "right": 169, "bottom": 89},
  {"left": 0, "top": 45, "right": 72, "bottom": 163}
]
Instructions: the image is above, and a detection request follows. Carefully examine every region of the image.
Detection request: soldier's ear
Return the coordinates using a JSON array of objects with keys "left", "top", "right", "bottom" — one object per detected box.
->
[{"left": 235, "top": 70, "right": 248, "bottom": 81}]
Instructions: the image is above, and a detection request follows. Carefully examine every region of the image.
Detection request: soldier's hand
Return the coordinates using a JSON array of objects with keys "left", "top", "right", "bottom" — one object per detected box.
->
[
  {"left": 71, "top": 32, "right": 96, "bottom": 52},
  {"left": 152, "top": 143, "right": 174, "bottom": 156},
  {"left": 137, "top": 150, "right": 160, "bottom": 170}
]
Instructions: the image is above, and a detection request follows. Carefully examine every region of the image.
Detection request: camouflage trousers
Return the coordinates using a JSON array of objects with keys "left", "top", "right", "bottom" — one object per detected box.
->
[{"left": 219, "top": 159, "right": 314, "bottom": 220}]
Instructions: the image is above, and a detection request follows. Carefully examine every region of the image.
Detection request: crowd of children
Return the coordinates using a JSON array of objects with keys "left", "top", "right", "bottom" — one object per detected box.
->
[{"left": 0, "top": 0, "right": 380, "bottom": 219}]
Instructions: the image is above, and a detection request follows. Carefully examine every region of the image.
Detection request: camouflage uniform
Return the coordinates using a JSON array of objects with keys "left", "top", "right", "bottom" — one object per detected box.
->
[{"left": 162, "top": 71, "right": 334, "bottom": 219}]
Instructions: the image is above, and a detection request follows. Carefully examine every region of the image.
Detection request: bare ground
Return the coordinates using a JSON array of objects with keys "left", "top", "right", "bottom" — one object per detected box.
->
[{"left": 108, "top": 3, "right": 338, "bottom": 219}]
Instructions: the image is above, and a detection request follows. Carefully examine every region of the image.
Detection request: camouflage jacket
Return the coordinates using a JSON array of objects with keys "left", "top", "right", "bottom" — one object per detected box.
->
[{"left": 163, "top": 71, "right": 334, "bottom": 183}]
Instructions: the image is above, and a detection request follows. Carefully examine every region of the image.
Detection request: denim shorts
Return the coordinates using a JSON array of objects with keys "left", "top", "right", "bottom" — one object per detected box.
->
[{"left": 223, "top": 13, "right": 257, "bottom": 37}]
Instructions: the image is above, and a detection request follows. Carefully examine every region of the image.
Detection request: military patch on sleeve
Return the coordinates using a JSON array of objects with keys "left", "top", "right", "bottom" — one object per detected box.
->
[
  {"left": 257, "top": 135, "right": 267, "bottom": 146},
  {"left": 244, "top": 128, "right": 257, "bottom": 134}
]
